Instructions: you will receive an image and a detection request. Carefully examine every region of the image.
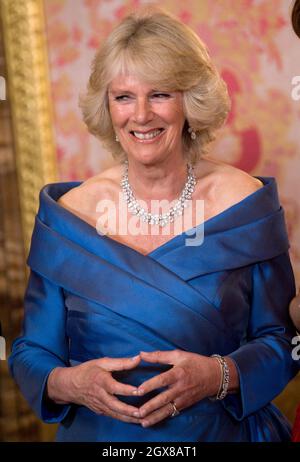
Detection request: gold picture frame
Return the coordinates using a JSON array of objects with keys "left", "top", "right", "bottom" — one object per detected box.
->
[{"left": 1, "top": 0, "right": 58, "bottom": 259}]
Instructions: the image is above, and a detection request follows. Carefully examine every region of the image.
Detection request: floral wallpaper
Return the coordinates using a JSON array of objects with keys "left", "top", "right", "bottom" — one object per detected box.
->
[{"left": 43, "top": 0, "right": 300, "bottom": 282}]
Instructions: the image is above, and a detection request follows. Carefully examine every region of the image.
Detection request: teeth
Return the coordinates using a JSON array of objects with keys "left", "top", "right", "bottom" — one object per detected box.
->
[{"left": 133, "top": 129, "right": 163, "bottom": 140}]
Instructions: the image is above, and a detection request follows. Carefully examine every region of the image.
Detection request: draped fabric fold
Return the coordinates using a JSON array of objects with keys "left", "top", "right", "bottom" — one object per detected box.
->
[{"left": 9, "top": 176, "right": 299, "bottom": 442}]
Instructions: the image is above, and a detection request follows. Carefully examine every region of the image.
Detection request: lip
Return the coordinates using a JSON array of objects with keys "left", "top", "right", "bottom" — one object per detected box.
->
[
  {"left": 129, "top": 128, "right": 165, "bottom": 144},
  {"left": 130, "top": 128, "right": 164, "bottom": 134}
]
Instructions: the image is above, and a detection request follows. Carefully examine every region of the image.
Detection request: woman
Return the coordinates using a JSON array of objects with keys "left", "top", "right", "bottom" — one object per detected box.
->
[{"left": 9, "top": 6, "right": 299, "bottom": 442}]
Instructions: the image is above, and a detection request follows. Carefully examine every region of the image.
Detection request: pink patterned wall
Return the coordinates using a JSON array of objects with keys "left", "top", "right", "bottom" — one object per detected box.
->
[{"left": 43, "top": 0, "right": 300, "bottom": 282}]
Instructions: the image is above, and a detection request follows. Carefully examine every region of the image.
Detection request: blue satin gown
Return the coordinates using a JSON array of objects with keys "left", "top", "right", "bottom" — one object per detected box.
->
[{"left": 9, "top": 176, "right": 299, "bottom": 442}]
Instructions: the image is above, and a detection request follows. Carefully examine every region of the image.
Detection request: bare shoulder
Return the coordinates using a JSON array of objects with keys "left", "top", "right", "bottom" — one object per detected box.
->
[
  {"left": 215, "top": 163, "right": 264, "bottom": 198},
  {"left": 194, "top": 157, "right": 264, "bottom": 209},
  {"left": 57, "top": 163, "right": 122, "bottom": 215},
  {"left": 216, "top": 164, "right": 263, "bottom": 191}
]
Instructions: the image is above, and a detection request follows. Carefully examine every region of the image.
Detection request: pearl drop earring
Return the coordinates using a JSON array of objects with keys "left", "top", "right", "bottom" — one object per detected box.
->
[
  {"left": 188, "top": 126, "right": 197, "bottom": 140},
  {"left": 115, "top": 134, "right": 119, "bottom": 142}
]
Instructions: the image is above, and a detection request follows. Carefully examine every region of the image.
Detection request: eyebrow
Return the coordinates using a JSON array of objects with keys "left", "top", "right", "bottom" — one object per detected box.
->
[{"left": 108, "top": 88, "right": 167, "bottom": 95}]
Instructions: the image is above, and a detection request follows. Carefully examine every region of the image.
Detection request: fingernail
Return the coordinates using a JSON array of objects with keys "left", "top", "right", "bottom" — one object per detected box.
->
[
  {"left": 131, "top": 355, "right": 139, "bottom": 360},
  {"left": 133, "top": 411, "right": 140, "bottom": 417},
  {"left": 142, "top": 420, "right": 149, "bottom": 427},
  {"left": 138, "top": 388, "right": 144, "bottom": 395},
  {"left": 132, "top": 389, "right": 138, "bottom": 395}
]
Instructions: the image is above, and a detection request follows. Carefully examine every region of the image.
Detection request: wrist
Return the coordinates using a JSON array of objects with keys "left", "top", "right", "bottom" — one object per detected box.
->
[
  {"left": 207, "top": 356, "right": 223, "bottom": 397},
  {"left": 224, "top": 356, "right": 239, "bottom": 393},
  {"left": 210, "top": 355, "right": 229, "bottom": 400},
  {"left": 47, "top": 367, "right": 72, "bottom": 405}
]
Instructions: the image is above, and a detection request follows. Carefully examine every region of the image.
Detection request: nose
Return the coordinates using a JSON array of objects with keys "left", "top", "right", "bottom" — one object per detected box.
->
[{"left": 133, "top": 97, "right": 154, "bottom": 124}]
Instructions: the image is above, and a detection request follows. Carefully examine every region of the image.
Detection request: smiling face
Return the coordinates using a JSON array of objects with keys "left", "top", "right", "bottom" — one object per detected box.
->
[{"left": 107, "top": 74, "right": 186, "bottom": 165}]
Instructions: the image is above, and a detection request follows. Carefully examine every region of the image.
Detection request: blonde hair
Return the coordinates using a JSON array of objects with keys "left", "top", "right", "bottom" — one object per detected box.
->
[{"left": 79, "top": 5, "right": 231, "bottom": 164}]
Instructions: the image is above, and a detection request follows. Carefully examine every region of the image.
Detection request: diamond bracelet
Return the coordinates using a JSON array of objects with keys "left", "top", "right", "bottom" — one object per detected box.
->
[{"left": 210, "top": 354, "right": 230, "bottom": 400}]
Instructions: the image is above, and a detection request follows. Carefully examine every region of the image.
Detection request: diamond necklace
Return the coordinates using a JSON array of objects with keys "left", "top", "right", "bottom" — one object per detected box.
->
[{"left": 121, "top": 160, "right": 197, "bottom": 227}]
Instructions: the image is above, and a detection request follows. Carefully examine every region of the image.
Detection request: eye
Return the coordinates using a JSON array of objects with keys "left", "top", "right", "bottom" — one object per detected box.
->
[
  {"left": 114, "top": 95, "right": 130, "bottom": 101},
  {"left": 114, "top": 93, "right": 170, "bottom": 101},
  {"left": 153, "top": 93, "right": 170, "bottom": 98}
]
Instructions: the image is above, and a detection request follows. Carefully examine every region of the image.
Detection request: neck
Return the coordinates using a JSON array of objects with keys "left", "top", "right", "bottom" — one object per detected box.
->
[{"left": 125, "top": 157, "right": 189, "bottom": 202}]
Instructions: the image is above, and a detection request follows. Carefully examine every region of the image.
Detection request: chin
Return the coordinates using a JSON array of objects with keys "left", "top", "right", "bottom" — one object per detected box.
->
[{"left": 128, "top": 152, "right": 165, "bottom": 166}]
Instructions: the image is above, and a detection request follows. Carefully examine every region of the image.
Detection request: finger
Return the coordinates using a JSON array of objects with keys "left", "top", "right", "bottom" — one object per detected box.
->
[
  {"left": 101, "top": 388, "right": 141, "bottom": 418},
  {"left": 137, "top": 369, "right": 177, "bottom": 395},
  {"left": 141, "top": 386, "right": 206, "bottom": 427},
  {"left": 99, "top": 355, "right": 141, "bottom": 372},
  {"left": 139, "top": 387, "right": 177, "bottom": 419},
  {"left": 141, "top": 387, "right": 200, "bottom": 424},
  {"left": 108, "top": 377, "right": 141, "bottom": 396},
  {"left": 141, "top": 402, "right": 176, "bottom": 428},
  {"left": 140, "top": 391, "right": 197, "bottom": 428},
  {"left": 110, "top": 411, "right": 141, "bottom": 424},
  {"left": 140, "top": 350, "right": 177, "bottom": 365},
  {"left": 99, "top": 403, "right": 141, "bottom": 424}
]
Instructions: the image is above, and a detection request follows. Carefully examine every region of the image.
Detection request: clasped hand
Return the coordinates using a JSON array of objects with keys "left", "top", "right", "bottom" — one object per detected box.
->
[
  {"left": 56, "top": 350, "right": 221, "bottom": 428},
  {"left": 131, "top": 350, "right": 220, "bottom": 427}
]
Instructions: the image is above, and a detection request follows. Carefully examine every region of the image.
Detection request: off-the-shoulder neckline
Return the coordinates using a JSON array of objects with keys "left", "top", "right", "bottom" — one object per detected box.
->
[{"left": 44, "top": 175, "right": 274, "bottom": 258}]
